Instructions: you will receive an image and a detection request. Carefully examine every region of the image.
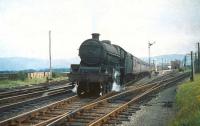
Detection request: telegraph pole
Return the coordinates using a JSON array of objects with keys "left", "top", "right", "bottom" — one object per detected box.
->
[
  {"left": 162, "top": 58, "right": 163, "bottom": 71},
  {"left": 195, "top": 52, "right": 197, "bottom": 73},
  {"left": 49, "top": 30, "right": 52, "bottom": 80},
  {"left": 190, "top": 51, "right": 194, "bottom": 81},
  {"left": 198, "top": 42, "right": 200, "bottom": 73},
  {"left": 148, "top": 41, "right": 155, "bottom": 67},
  {"left": 148, "top": 43, "right": 150, "bottom": 67},
  {"left": 184, "top": 55, "right": 187, "bottom": 71}
]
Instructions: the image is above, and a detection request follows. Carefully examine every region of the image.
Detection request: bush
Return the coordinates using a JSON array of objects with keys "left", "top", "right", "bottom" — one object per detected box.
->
[
  {"left": 52, "top": 72, "right": 62, "bottom": 78},
  {"left": 178, "top": 68, "right": 184, "bottom": 72},
  {"left": 170, "top": 74, "right": 200, "bottom": 126},
  {"left": 16, "top": 72, "right": 27, "bottom": 81}
]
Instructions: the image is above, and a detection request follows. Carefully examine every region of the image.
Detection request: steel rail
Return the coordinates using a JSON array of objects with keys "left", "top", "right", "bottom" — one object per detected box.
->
[
  {"left": 0, "top": 80, "right": 69, "bottom": 99},
  {"left": 0, "top": 86, "right": 46, "bottom": 99},
  {"left": 0, "top": 72, "right": 189, "bottom": 126},
  {"left": 88, "top": 72, "right": 189, "bottom": 126},
  {"left": 0, "top": 84, "right": 72, "bottom": 107},
  {"left": 47, "top": 72, "right": 189, "bottom": 126},
  {"left": 0, "top": 87, "right": 73, "bottom": 113},
  {"left": 0, "top": 91, "right": 117, "bottom": 126},
  {"left": 32, "top": 91, "right": 117, "bottom": 126},
  {"left": 88, "top": 84, "right": 160, "bottom": 126},
  {"left": 0, "top": 95, "right": 79, "bottom": 126},
  {"left": 47, "top": 83, "right": 155, "bottom": 126},
  {"left": 34, "top": 83, "right": 154, "bottom": 126}
]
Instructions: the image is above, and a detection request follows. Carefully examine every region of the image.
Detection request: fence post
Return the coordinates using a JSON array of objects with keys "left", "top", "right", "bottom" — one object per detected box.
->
[
  {"left": 198, "top": 42, "right": 200, "bottom": 73},
  {"left": 190, "top": 51, "right": 194, "bottom": 81},
  {"left": 184, "top": 55, "right": 187, "bottom": 71}
]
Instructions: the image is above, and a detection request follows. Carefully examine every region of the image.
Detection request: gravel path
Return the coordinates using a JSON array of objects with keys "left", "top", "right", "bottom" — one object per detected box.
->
[{"left": 119, "top": 85, "right": 177, "bottom": 126}]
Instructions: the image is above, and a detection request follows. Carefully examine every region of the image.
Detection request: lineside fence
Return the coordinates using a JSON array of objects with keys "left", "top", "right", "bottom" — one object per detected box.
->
[
  {"left": 183, "top": 42, "right": 200, "bottom": 81},
  {"left": 0, "top": 72, "right": 68, "bottom": 81}
]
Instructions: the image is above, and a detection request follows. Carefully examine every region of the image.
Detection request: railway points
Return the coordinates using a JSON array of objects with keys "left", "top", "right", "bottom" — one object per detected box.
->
[
  {"left": 47, "top": 72, "right": 189, "bottom": 126},
  {"left": 0, "top": 82, "right": 74, "bottom": 122},
  {"left": 0, "top": 71, "right": 189, "bottom": 126}
]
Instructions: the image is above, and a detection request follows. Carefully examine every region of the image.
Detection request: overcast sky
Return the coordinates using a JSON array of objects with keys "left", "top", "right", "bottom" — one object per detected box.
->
[{"left": 0, "top": 0, "right": 199, "bottom": 60}]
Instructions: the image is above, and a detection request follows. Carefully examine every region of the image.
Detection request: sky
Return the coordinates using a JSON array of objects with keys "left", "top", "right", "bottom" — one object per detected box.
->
[{"left": 0, "top": 0, "right": 200, "bottom": 60}]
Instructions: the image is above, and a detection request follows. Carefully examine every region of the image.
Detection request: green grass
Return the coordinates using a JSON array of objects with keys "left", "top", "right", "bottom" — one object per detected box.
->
[
  {"left": 51, "top": 76, "right": 68, "bottom": 81},
  {"left": 0, "top": 76, "right": 67, "bottom": 89},
  {"left": 170, "top": 73, "right": 200, "bottom": 126}
]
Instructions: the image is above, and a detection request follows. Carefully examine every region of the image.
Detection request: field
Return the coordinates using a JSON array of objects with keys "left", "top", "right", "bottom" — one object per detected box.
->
[
  {"left": 0, "top": 76, "right": 67, "bottom": 89},
  {"left": 170, "top": 74, "right": 200, "bottom": 126}
]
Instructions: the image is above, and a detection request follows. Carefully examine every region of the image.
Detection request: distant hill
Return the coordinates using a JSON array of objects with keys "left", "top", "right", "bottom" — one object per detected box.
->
[
  {"left": 0, "top": 57, "right": 80, "bottom": 71},
  {"left": 0, "top": 54, "right": 185, "bottom": 71},
  {"left": 141, "top": 54, "right": 185, "bottom": 64}
]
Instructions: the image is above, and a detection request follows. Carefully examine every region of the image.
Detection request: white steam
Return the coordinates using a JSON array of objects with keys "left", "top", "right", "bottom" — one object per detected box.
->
[
  {"left": 112, "top": 81, "right": 121, "bottom": 92},
  {"left": 72, "top": 84, "right": 78, "bottom": 93},
  {"left": 114, "top": 70, "right": 119, "bottom": 79},
  {"left": 112, "top": 69, "right": 121, "bottom": 92}
]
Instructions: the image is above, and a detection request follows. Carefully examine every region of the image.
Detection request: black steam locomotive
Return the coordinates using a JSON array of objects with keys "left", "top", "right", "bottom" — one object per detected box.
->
[{"left": 69, "top": 33, "right": 151, "bottom": 97}]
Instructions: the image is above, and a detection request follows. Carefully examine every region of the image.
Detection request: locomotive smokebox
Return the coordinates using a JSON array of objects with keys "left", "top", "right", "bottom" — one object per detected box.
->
[{"left": 92, "top": 33, "right": 100, "bottom": 40}]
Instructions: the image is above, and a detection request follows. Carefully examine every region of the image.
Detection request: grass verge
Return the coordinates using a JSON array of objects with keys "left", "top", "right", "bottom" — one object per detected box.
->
[
  {"left": 170, "top": 73, "right": 200, "bottom": 126},
  {"left": 0, "top": 76, "right": 67, "bottom": 89}
]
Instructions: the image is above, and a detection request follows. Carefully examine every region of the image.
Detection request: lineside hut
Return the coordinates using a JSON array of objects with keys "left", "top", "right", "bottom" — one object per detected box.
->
[{"left": 171, "top": 60, "right": 181, "bottom": 69}]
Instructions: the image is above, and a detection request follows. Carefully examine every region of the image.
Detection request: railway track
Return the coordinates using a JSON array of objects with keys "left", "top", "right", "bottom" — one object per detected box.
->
[
  {"left": 46, "top": 72, "right": 189, "bottom": 126},
  {"left": 0, "top": 90, "right": 75, "bottom": 122},
  {"left": 0, "top": 91, "right": 118, "bottom": 126},
  {"left": 0, "top": 86, "right": 47, "bottom": 99},
  {"left": 0, "top": 78, "right": 157, "bottom": 126},
  {"left": 0, "top": 84, "right": 72, "bottom": 107},
  {"left": 0, "top": 83, "right": 74, "bottom": 122},
  {"left": 126, "top": 71, "right": 179, "bottom": 90},
  {"left": 125, "top": 70, "right": 177, "bottom": 87},
  {"left": 148, "top": 71, "right": 178, "bottom": 83},
  {"left": 0, "top": 72, "right": 189, "bottom": 126},
  {"left": 0, "top": 85, "right": 72, "bottom": 107},
  {"left": 0, "top": 80, "right": 69, "bottom": 99}
]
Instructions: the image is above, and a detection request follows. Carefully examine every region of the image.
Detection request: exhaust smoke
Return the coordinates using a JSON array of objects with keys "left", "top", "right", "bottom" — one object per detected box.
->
[
  {"left": 112, "top": 70, "right": 121, "bottom": 92},
  {"left": 72, "top": 84, "right": 78, "bottom": 93},
  {"left": 112, "top": 81, "right": 121, "bottom": 92}
]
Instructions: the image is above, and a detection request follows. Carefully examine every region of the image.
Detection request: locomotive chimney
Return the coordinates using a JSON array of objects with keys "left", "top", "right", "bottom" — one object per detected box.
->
[{"left": 91, "top": 33, "right": 100, "bottom": 40}]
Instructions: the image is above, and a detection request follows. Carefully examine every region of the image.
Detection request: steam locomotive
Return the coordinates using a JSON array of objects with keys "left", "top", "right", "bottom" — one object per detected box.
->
[{"left": 69, "top": 33, "right": 151, "bottom": 97}]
